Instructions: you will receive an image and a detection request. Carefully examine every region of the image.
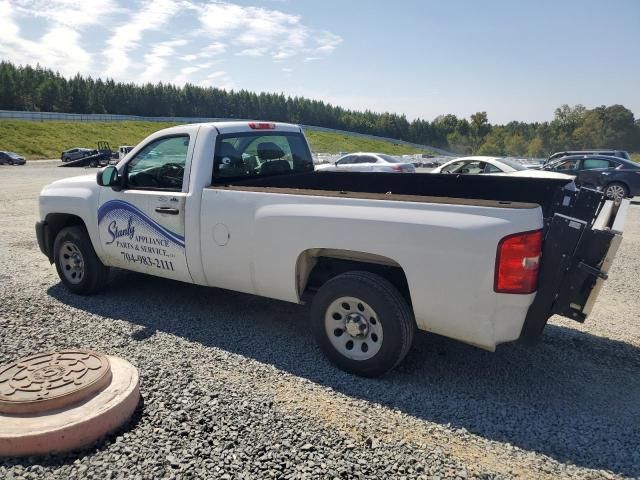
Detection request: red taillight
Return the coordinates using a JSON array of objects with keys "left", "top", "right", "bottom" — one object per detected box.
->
[
  {"left": 390, "top": 164, "right": 402, "bottom": 171},
  {"left": 248, "top": 122, "right": 276, "bottom": 130},
  {"left": 494, "top": 230, "right": 542, "bottom": 294}
]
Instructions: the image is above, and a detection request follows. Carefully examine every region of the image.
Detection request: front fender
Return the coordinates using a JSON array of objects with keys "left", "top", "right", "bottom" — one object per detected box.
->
[{"left": 39, "top": 175, "right": 104, "bottom": 260}]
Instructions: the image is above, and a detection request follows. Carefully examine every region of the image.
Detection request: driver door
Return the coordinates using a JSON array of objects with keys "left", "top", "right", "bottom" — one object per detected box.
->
[{"left": 97, "top": 135, "right": 192, "bottom": 283}]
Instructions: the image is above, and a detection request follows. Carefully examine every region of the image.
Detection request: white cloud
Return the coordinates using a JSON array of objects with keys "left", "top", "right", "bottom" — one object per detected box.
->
[
  {"left": 173, "top": 66, "right": 201, "bottom": 85},
  {"left": 313, "top": 31, "right": 343, "bottom": 55},
  {"left": 14, "top": 0, "right": 121, "bottom": 28},
  {"left": 197, "top": 2, "right": 340, "bottom": 62},
  {"left": 0, "top": 0, "right": 342, "bottom": 87},
  {"left": 273, "top": 50, "right": 296, "bottom": 60},
  {"left": 181, "top": 42, "right": 226, "bottom": 63},
  {"left": 140, "top": 39, "right": 188, "bottom": 83},
  {"left": 236, "top": 48, "right": 266, "bottom": 57},
  {"left": 0, "top": 0, "right": 92, "bottom": 76},
  {"left": 200, "top": 70, "right": 234, "bottom": 90},
  {"left": 104, "top": 0, "right": 182, "bottom": 79},
  {"left": 207, "top": 71, "right": 228, "bottom": 80}
]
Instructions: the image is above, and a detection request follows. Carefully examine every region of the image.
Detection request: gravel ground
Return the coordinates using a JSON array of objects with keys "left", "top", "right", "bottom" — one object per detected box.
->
[{"left": 1, "top": 162, "right": 639, "bottom": 480}]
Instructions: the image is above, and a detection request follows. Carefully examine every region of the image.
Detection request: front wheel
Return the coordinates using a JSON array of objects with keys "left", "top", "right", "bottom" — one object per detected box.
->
[
  {"left": 604, "top": 182, "right": 629, "bottom": 201},
  {"left": 310, "top": 271, "right": 415, "bottom": 377},
  {"left": 53, "top": 226, "right": 109, "bottom": 295}
]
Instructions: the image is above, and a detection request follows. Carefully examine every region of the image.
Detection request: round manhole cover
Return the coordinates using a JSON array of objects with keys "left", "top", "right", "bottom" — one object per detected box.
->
[{"left": 0, "top": 350, "right": 112, "bottom": 414}]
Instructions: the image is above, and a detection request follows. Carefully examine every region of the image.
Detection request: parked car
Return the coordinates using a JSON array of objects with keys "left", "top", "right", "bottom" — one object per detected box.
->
[
  {"left": 0, "top": 151, "right": 26, "bottom": 165},
  {"left": 431, "top": 156, "right": 574, "bottom": 180},
  {"left": 315, "top": 152, "right": 416, "bottom": 173},
  {"left": 422, "top": 160, "right": 442, "bottom": 168},
  {"left": 542, "top": 154, "right": 640, "bottom": 200},
  {"left": 547, "top": 150, "right": 630, "bottom": 163},
  {"left": 36, "top": 121, "right": 628, "bottom": 376},
  {"left": 61, "top": 148, "right": 97, "bottom": 162}
]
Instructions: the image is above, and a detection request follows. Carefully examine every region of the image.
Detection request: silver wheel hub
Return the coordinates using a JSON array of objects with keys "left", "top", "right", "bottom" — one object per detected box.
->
[
  {"left": 345, "top": 313, "right": 369, "bottom": 338},
  {"left": 59, "top": 241, "right": 85, "bottom": 284},
  {"left": 606, "top": 185, "right": 625, "bottom": 201},
  {"left": 324, "top": 296, "right": 383, "bottom": 361}
]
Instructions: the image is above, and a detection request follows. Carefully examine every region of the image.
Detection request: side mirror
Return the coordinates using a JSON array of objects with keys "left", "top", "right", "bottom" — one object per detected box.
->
[{"left": 97, "top": 165, "right": 119, "bottom": 187}]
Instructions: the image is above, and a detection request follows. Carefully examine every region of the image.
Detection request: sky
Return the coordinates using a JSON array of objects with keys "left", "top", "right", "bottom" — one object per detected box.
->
[{"left": 0, "top": 0, "right": 638, "bottom": 124}]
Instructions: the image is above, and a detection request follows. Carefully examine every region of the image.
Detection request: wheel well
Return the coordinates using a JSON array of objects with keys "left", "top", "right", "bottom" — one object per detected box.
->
[
  {"left": 297, "top": 249, "right": 412, "bottom": 306},
  {"left": 45, "top": 213, "right": 87, "bottom": 260}
]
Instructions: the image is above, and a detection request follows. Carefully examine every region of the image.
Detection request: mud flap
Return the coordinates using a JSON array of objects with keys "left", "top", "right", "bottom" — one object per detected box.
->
[{"left": 519, "top": 193, "right": 629, "bottom": 343}]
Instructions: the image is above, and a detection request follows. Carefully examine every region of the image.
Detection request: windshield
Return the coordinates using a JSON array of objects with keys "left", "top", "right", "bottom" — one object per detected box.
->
[
  {"left": 6, "top": 152, "right": 20, "bottom": 158},
  {"left": 378, "top": 154, "right": 402, "bottom": 163},
  {"left": 499, "top": 158, "right": 527, "bottom": 171}
]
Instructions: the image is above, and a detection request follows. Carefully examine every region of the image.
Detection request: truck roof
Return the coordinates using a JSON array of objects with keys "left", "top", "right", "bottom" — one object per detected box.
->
[{"left": 195, "top": 121, "right": 302, "bottom": 134}]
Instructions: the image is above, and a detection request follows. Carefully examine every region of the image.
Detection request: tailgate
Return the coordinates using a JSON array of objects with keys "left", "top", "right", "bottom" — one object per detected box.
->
[{"left": 519, "top": 189, "right": 630, "bottom": 342}]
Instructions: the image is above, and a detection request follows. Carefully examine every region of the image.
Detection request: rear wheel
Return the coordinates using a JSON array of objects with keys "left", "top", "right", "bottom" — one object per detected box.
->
[
  {"left": 53, "top": 226, "right": 109, "bottom": 295},
  {"left": 311, "top": 271, "right": 415, "bottom": 377},
  {"left": 604, "top": 182, "right": 628, "bottom": 201}
]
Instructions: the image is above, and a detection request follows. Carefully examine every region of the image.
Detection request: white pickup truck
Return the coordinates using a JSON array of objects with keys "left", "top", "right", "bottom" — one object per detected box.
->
[{"left": 36, "top": 121, "right": 629, "bottom": 376}]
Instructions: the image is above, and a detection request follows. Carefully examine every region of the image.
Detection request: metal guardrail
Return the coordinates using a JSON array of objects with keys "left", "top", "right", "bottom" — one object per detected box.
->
[{"left": 0, "top": 110, "right": 454, "bottom": 156}]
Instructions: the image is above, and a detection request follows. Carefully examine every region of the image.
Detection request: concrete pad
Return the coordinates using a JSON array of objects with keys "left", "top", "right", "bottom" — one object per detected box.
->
[{"left": 0, "top": 356, "right": 140, "bottom": 457}]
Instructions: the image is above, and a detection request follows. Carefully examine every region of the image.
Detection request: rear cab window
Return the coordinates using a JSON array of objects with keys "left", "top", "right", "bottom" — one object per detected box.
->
[{"left": 212, "top": 132, "right": 313, "bottom": 182}]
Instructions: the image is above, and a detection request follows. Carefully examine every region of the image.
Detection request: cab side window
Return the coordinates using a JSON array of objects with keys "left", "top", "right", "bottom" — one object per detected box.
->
[{"left": 127, "top": 135, "right": 189, "bottom": 190}]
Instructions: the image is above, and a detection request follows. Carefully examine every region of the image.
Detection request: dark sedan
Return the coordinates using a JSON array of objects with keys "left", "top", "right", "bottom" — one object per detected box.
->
[
  {"left": 0, "top": 151, "right": 26, "bottom": 165},
  {"left": 543, "top": 154, "right": 640, "bottom": 200}
]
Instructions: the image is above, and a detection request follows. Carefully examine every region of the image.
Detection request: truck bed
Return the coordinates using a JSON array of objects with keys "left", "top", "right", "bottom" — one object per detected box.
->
[
  {"left": 212, "top": 184, "right": 540, "bottom": 210},
  {"left": 217, "top": 171, "right": 572, "bottom": 217},
  {"left": 211, "top": 170, "right": 628, "bottom": 343}
]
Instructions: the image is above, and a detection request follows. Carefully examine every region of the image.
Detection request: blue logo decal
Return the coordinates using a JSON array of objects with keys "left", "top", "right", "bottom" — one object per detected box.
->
[
  {"left": 106, "top": 216, "right": 135, "bottom": 245},
  {"left": 98, "top": 200, "right": 185, "bottom": 248}
]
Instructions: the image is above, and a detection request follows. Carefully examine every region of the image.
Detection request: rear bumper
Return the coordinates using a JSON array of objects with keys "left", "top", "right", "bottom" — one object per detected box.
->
[{"left": 35, "top": 220, "right": 52, "bottom": 261}]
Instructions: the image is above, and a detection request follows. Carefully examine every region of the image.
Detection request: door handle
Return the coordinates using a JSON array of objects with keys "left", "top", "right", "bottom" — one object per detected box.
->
[{"left": 155, "top": 207, "right": 180, "bottom": 215}]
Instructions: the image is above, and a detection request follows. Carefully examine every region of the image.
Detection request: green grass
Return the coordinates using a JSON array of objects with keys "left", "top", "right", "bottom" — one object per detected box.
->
[
  {"left": 303, "top": 130, "right": 425, "bottom": 155},
  {"left": 0, "top": 119, "right": 427, "bottom": 159},
  {"left": 630, "top": 153, "right": 640, "bottom": 163},
  {"left": 0, "top": 120, "right": 178, "bottom": 159}
]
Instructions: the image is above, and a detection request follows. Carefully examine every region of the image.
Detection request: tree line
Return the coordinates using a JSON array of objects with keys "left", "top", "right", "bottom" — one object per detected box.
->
[{"left": 1, "top": 61, "right": 638, "bottom": 156}]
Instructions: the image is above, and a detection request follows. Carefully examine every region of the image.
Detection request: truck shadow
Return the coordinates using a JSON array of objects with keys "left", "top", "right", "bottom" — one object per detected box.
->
[{"left": 48, "top": 273, "right": 640, "bottom": 477}]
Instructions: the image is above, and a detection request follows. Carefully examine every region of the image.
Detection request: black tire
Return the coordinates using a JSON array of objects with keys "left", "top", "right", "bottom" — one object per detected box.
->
[
  {"left": 53, "top": 226, "right": 109, "bottom": 295},
  {"left": 8, "top": 159, "right": 13, "bottom": 165},
  {"left": 604, "top": 182, "right": 629, "bottom": 201},
  {"left": 310, "top": 271, "right": 415, "bottom": 377}
]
